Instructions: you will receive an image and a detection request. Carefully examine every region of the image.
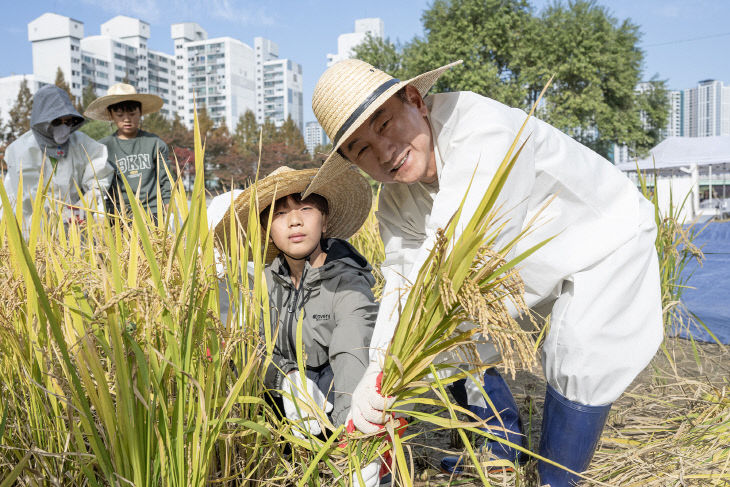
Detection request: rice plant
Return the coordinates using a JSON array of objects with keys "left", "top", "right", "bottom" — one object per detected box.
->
[
  {"left": 635, "top": 166, "right": 705, "bottom": 341},
  {"left": 6, "top": 78, "right": 716, "bottom": 486},
  {"left": 349, "top": 189, "right": 385, "bottom": 299},
  {"left": 0, "top": 111, "right": 282, "bottom": 486}
]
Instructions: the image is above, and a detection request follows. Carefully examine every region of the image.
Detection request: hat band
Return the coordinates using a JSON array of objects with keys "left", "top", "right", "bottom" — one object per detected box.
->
[{"left": 333, "top": 78, "right": 401, "bottom": 146}]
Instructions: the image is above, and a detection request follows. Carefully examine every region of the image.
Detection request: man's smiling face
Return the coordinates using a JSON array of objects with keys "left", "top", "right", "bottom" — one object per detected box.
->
[{"left": 340, "top": 85, "right": 437, "bottom": 185}]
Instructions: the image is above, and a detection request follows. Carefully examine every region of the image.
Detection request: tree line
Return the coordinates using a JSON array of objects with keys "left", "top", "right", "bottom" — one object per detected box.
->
[
  {"left": 353, "top": 0, "right": 670, "bottom": 160},
  {"left": 0, "top": 68, "right": 325, "bottom": 191}
]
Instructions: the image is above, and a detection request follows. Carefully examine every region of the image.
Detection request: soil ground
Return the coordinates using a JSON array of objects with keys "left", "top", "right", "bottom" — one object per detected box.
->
[{"left": 400, "top": 336, "right": 729, "bottom": 486}]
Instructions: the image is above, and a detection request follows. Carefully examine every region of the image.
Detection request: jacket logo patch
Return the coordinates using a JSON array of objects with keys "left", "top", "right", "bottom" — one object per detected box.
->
[{"left": 312, "top": 313, "right": 330, "bottom": 321}]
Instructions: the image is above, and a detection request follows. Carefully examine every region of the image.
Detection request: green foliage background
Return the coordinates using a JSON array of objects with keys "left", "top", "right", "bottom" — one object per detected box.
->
[{"left": 353, "top": 0, "right": 670, "bottom": 160}]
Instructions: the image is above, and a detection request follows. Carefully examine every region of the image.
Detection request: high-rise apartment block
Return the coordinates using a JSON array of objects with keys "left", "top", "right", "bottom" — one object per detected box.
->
[
  {"left": 327, "top": 18, "right": 384, "bottom": 66},
  {"left": 613, "top": 79, "right": 730, "bottom": 164},
  {"left": 28, "top": 13, "right": 84, "bottom": 99},
  {"left": 255, "top": 37, "right": 303, "bottom": 130},
  {"left": 304, "top": 121, "right": 328, "bottom": 156},
  {"left": 15, "top": 13, "right": 302, "bottom": 133},
  {"left": 682, "top": 79, "right": 730, "bottom": 137},
  {"left": 173, "top": 23, "right": 256, "bottom": 129},
  {"left": 667, "top": 90, "right": 682, "bottom": 138}
]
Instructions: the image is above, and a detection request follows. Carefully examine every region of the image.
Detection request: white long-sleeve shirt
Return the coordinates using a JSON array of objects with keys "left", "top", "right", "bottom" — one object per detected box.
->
[
  {"left": 372, "top": 92, "right": 662, "bottom": 404},
  {"left": 3, "top": 130, "right": 112, "bottom": 231}
]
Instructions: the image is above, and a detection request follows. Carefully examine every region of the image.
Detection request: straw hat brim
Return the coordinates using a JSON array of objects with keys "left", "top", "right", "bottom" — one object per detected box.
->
[
  {"left": 214, "top": 167, "right": 372, "bottom": 263},
  {"left": 304, "top": 60, "right": 462, "bottom": 197},
  {"left": 84, "top": 93, "right": 164, "bottom": 121}
]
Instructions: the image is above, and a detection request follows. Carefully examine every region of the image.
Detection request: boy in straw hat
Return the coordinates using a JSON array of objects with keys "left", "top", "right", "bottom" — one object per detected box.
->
[
  {"left": 209, "top": 166, "right": 385, "bottom": 485},
  {"left": 85, "top": 83, "right": 171, "bottom": 222},
  {"left": 308, "top": 59, "right": 662, "bottom": 486}
]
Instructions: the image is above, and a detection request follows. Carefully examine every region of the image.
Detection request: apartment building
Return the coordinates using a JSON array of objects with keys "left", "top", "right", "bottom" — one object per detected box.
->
[
  {"left": 15, "top": 13, "right": 301, "bottom": 133},
  {"left": 176, "top": 28, "right": 256, "bottom": 130},
  {"left": 682, "top": 79, "right": 730, "bottom": 137},
  {"left": 255, "top": 37, "right": 303, "bottom": 130},
  {"left": 304, "top": 121, "right": 328, "bottom": 156},
  {"left": 327, "top": 18, "right": 384, "bottom": 67}
]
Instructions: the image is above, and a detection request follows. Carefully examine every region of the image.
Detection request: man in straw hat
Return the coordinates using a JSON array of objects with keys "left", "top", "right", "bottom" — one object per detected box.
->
[
  {"left": 308, "top": 59, "right": 662, "bottom": 486},
  {"left": 209, "top": 166, "right": 386, "bottom": 485},
  {"left": 85, "top": 83, "right": 171, "bottom": 222},
  {"left": 2, "top": 85, "right": 111, "bottom": 234}
]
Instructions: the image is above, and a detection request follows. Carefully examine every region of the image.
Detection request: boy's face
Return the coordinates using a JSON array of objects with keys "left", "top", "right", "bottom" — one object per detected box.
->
[
  {"left": 110, "top": 106, "right": 141, "bottom": 139},
  {"left": 340, "top": 84, "right": 437, "bottom": 184},
  {"left": 269, "top": 195, "right": 327, "bottom": 259}
]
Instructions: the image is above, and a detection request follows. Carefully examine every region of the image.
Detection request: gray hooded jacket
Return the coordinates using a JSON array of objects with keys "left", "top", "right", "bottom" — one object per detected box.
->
[
  {"left": 263, "top": 238, "right": 378, "bottom": 426},
  {"left": 3, "top": 86, "right": 110, "bottom": 234},
  {"left": 30, "top": 85, "right": 85, "bottom": 160}
]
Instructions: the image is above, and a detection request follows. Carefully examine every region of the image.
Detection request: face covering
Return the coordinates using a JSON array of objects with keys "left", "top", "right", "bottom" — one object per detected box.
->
[{"left": 51, "top": 124, "right": 72, "bottom": 145}]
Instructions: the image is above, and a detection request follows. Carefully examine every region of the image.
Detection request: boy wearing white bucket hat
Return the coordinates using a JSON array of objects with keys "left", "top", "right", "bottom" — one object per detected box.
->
[
  {"left": 85, "top": 83, "right": 171, "bottom": 221},
  {"left": 308, "top": 59, "right": 662, "bottom": 486},
  {"left": 209, "top": 166, "right": 385, "bottom": 485}
]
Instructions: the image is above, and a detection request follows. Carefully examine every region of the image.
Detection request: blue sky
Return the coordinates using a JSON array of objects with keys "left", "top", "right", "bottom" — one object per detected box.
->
[{"left": 4, "top": 0, "right": 730, "bottom": 125}]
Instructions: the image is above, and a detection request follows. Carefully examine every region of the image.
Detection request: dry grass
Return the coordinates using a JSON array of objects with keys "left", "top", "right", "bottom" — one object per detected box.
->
[{"left": 386, "top": 338, "right": 729, "bottom": 487}]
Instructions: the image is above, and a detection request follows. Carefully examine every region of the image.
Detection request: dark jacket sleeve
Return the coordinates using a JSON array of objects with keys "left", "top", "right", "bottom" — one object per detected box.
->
[{"left": 328, "top": 271, "right": 378, "bottom": 425}]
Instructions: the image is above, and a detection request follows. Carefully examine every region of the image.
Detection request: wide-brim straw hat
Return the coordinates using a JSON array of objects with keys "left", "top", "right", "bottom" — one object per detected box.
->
[
  {"left": 304, "top": 58, "right": 462, "bottom": 197},
  {"left": 84, "top": 83, "right": 164, "bottom": 121},
  {"left": 213, "top": 166, "right": 372, "bottom": 262}
]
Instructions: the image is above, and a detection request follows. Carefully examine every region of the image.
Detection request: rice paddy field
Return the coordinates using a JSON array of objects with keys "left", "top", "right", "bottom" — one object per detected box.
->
[{"left": 0, "top": 117, "right": 728, "bottom": 486}]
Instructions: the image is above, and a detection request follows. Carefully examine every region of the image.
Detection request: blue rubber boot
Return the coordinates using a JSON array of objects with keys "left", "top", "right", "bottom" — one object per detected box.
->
[
  {"left": 538, "top": 384, "right": 611, "bottom": 487},
  {"left": 441, "top": 368, "right": 524, "bottom": 474}
]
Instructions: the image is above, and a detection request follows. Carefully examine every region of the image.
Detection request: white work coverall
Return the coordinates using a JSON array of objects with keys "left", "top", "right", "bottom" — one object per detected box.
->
[
  {"left": 373, "top": 91, "right": 662, "bottom": 406},
  {"left": 2, "top": 130, "right": 111, "bottom": 233}
]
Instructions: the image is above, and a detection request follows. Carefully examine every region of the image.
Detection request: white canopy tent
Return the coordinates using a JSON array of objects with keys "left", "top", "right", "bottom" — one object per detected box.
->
[
  {"left": 616, "top": 136, "right": 730, "bottom": 221},
  {"left": 616, "top": 136, "right": 730, "bottom": 171}
]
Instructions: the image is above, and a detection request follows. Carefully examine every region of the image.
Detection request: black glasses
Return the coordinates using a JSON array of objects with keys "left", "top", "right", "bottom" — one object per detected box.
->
[{"left": 51, "top": 117, "right": 76, "bottom": 127}]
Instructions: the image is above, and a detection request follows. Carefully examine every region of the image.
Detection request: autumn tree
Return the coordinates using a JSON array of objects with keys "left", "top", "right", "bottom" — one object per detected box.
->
[
  {"left": 196, "top": 109, "right": 215, "bottom": 138},
  {"left": 233, "top": 110, "right": 260, "bottom": 158},
  {"left": 311, "top": 142, "right": 333, "bottom": 164},
  {"left": 54, "top": 67, "right": 75, "bottom": 104},
  {"left": 142, "top": 112, "right": 172, "bottom": 138},
  {"left": 4, "top": 79, "right": 34, "bottom": 143},
  {"left": 79, "top": 120, "right": 114, "bottom": 140},
  {"left": 166, "top": 114, "right": 193, "bottom": 149},
  {"left": 278, "top": 115, "right": 308, "bottom": 161},
  {"left": 260, "top": 118, "right": 279, "bottom": 146},
  {"left": 81, "top": 82, "right": 98, "bottom": 111}
]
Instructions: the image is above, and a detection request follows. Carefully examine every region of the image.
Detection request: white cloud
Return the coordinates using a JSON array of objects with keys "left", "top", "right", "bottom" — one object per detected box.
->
[
  {"left": 170, "top": 0, "right": 276, "bottom": 26},
  {"left": 79, "top": 0, "right": 162, "bottom": 22},
  {"left": 657, "top": 3, "right": 681, "bottom": 18}
]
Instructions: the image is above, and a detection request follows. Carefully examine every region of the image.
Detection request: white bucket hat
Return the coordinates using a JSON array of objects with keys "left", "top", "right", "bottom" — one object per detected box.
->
[
  {"left": 305, "top": 58, "right": 462, "bottom": 196},
  {"left": 84, "top": 83, "right": 164, "bottom": 121}
]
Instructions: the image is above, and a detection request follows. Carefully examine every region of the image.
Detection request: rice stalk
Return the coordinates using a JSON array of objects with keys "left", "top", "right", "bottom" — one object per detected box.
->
[
  {"left": 0, "top": 111, "right": 282, "bottom": 485},
  {"left": 635, "top": 164, "right": 706, "bottom": 343},
  {"left": 591, "top": 378, "right": 730, "bottom": 486},
  {"left": 324, "top": 82, "right": 556, "bottom": 487},
  {"left": 349, "top": 189, "right": 385, "bottom": 298}
]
